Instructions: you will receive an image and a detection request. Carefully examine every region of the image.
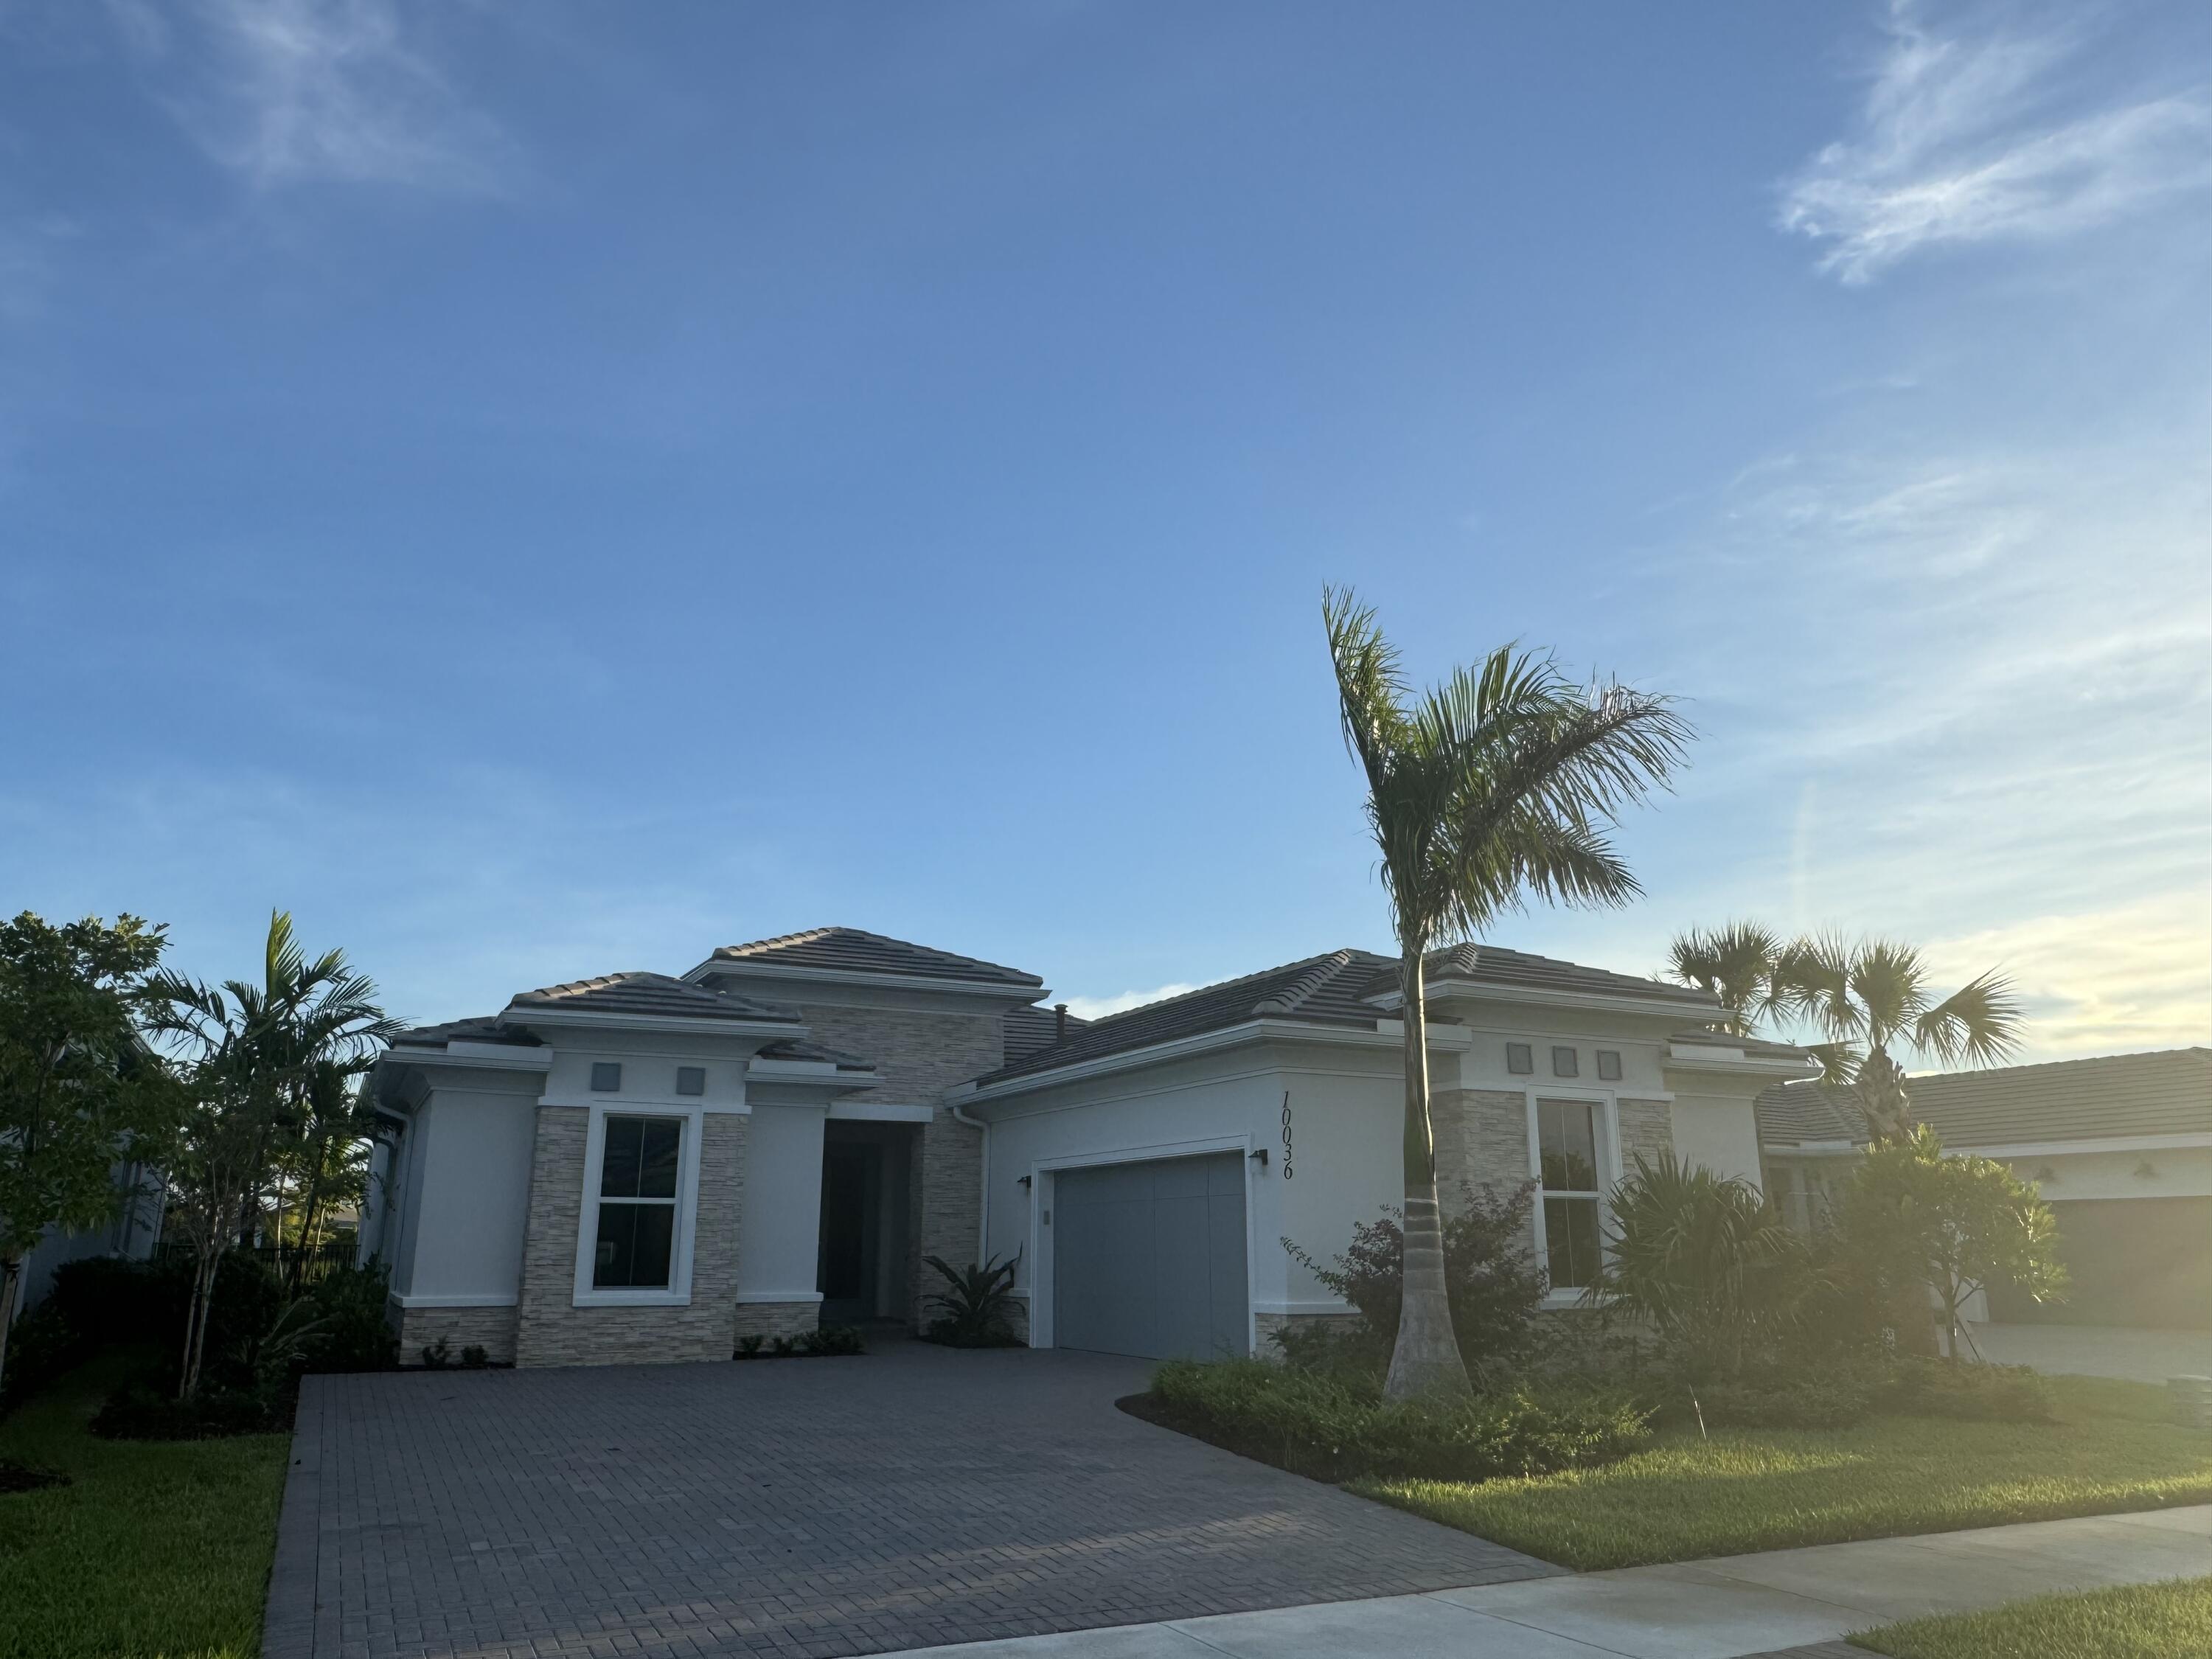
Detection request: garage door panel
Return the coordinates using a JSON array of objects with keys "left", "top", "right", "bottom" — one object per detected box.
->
[{"left": 1054, "top": 1152, "right": 1249, "bottom": 1361}]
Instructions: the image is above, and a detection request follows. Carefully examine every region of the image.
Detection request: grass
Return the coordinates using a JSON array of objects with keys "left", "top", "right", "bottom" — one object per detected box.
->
[
  {"left": 0, "top": 1351, "right": 291, "bottom": 1659},
  {"left": 1849, "top": 1575, "right": 2212, "bottom": 1658},
  {"left": 1359, "top": 1375, "right": 2212, "bottom": 1571}
]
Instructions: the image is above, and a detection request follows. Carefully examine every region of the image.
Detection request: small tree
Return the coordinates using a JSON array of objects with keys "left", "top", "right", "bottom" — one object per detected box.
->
[
  {"left": 1590, "top": 1154, "right": 1808, "bottom": 1380},
  {"left": 0, "top": 912, "right": 175, "bottom": 1400},
  {"left": 145, "top": 913, "right": 397, "bottom": 1397},
  {"left": 1836, "top": 1127, "right": 2066, "bottom": 1363}
]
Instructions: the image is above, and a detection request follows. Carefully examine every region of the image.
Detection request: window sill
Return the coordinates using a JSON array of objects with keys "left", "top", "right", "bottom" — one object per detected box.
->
[{"left": 571, "top": 1289, "right": 692, "bottom": 1308}]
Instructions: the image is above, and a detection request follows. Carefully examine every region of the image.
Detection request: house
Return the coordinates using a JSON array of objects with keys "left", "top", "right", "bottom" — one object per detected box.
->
[
  {"left": 364, "top": 927, "right": 1812, "bottom": 1368},
  {"left": 1756, "top": 1048, "right": 2212, "bottom": 1332}
]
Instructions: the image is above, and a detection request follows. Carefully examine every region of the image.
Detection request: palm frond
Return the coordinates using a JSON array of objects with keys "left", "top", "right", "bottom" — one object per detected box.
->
[
  {"left": 1912, "top": 970, "right": 2023, "bottom": 1068},
  {"left": 1845, "top": 939, "right": 1929, "bottom": 1049}
]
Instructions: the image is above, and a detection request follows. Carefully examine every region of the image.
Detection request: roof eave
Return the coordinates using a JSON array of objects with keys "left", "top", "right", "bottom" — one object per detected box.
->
[
  {"left": 1368, "top": 978, "right": 1719, "bottom": 1021},
  {"left": 501, "top": 1005, "right": 801, "bottom": 1038}
]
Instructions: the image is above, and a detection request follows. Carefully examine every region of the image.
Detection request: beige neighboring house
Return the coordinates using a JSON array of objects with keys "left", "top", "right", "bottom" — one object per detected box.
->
[
  {"left": 364, "top": 927, "right": 1812, "bottom": 1368},
  {"left": 1758, "top": 1048, "right": 2212, "bottom": 1333}
]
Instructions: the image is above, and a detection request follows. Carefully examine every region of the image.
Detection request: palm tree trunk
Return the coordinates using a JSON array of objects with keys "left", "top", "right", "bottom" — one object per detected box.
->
[
  {"left": 1384, "top": 948, "right": 1472, "bottom": 1401},
  {"left": 1856, "top": 1049, "right": 1941, "bottom": 1356},
  {"left": 0, "top": 1255, "right": 22, "bottom": 1405}
]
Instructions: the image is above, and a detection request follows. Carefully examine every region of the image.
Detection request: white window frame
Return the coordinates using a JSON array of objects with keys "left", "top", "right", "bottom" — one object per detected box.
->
[
  {"left": 1524, "top": 1087, "right": 1618, "bottom": 1308},
  {"left": 571, "top": 1103, "right": 702, "bottom": 1307}
]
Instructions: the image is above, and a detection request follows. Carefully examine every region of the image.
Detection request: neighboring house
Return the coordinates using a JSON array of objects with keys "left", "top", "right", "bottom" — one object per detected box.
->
[
  {"left": 366, "top": 927, "right": 1811, "bottom": 1368},
  {"left": 1757, "top": 1048, "right": 2212, "bottom": 1332},
  {"left": 7, "top": 1161, "right": 164, "bottom": 1316}
]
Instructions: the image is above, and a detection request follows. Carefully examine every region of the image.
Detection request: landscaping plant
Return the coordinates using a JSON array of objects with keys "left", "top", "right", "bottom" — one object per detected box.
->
[
  {"left": 1834, "top": 1129, "right": 2067, "bottom": 1365},
  {"left": 0, "top": 911, "right": 178, "bottom": 1404},
  {"left": 1590, "top": 1153, "right": 1809, "bottom": 1381},
  {"left": 1280, "top": 1180, "right": 1548, "bottom": 1383},
  {"left": 1324, "top": 589, "right": 1689, "bottom": 1399},
  {"left": 921, "top": 1251, "right": 1024, "bottom": 1346}
]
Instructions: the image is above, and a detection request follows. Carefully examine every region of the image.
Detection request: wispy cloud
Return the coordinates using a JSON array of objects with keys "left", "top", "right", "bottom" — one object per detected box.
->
[
  {"left": 1061, "top": 984, "right": 1198, "bottom": 1021},
  {"left": 1780, "top": 1, "right": 2212, "bottom": 282},
  {"left": 121, "top": 0, "right": 510, "bottom": 192}
]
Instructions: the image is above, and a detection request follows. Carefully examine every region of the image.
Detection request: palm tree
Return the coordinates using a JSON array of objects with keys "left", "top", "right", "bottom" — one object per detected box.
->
[
  {"left": 1666, "top": 922, "right": 1787, "bottom": 1037},
  {"left": 145, "top": 912, "right": 399, "bottom": 1395},
  {"left": 1776, "top": 936, "right": 2023, "bottom": 1143},
  {"left": 1665, "top": 928, "right": 2022, "bottom": 1144},
  {"left": 1324, "top": 589, "right": 1691, "bottom": 1399}
]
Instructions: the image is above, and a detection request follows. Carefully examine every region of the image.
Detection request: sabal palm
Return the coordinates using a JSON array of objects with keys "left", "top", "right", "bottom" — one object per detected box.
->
[
  {"left": 1324, "top": 588, "right": 1690, "bottom": 1399},
  {"left": 1664, "top": 928, "right": 2022, "bottom": 1143},
  {"left": 1779, "top": 936, "right": 2020, "bottom": 1141}
]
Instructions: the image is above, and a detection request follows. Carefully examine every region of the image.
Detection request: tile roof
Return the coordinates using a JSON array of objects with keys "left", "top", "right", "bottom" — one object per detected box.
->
[
  {"left": 1757, "top": 1048, "right": 2212, "bottom": 1150},
  {"left": 390, "top": 1015, "right": 543, "bottom": 1051},
  {"left": 1669, "top": 1026, "right": 1814, "bottom": 1062},
  {"left": 1368, "top": 944, "right": 1718, "bottom": 1010},
  {"left": 755, "top": 1036, "right": 875, "bottom": 1071},
  {"left": 971, "top": 950, "right": 1391, "bottom": 1087},
  {"left": 1004, "top": 1002, "right": 1088, "bottom": 1063},
  {"left": 703, "top": 927, "right": 1043, "bottom": 989},
  {"left": 506, "top": 972, "right": 801, "bottom": 1026}
]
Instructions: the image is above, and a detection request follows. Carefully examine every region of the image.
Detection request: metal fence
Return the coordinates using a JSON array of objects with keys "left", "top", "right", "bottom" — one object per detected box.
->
[{"left": 153, "top": 1237, "right": 359, "bottom": 1284}]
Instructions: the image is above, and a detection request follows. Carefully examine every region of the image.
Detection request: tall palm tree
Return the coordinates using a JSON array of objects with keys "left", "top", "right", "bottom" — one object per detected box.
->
[
  {"left": 1663, "top": 928, "right": 2023, "bottom": 1143},
  {"left": 1324, "top": 589, "right": 1691, "bottom": 1399},
  {"left": 145, "top": 911, "right": 399, "bottom": 1394}
]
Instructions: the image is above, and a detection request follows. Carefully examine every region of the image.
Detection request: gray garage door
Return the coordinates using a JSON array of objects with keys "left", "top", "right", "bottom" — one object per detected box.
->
[{"left": 1052, "top": 1152, "right": 1249, "bottom": 1360}]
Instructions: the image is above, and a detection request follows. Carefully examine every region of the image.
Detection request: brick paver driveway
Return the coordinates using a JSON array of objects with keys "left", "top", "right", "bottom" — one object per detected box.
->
[{"left": 265, "top": 1337, "right": 1554, "bottom": 1659}]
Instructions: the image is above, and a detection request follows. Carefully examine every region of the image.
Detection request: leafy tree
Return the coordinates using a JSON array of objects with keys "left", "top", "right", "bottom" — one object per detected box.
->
[
  {"left": 0, "top": 912, "right": 176, "bottom": 1401},
  {"left": 1324, "top": 588, "right": 1690, "bottom": 1398},
  {"left": 144, "top": 912, "right": 397, "bottom": 1397},
  {"left": 1666, "top": 928, "right": 2023, "bottom": 1143},
  {"left": 1836, "top": 1127, "right": 2066, "bottom": 1363},
  {"left": 1590, "top": 1154, "right": 1808, "bottom": 1380}
]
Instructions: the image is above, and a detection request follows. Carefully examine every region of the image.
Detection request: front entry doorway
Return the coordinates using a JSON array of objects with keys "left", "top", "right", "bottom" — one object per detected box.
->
[{"left": 817, "top": 1120, "right": 915, "bottom": 1327}]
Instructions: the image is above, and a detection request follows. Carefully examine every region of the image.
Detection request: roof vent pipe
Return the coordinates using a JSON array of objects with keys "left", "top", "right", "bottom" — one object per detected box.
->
[{"left": 1054, "top": 1002, "right": 1068, "bottom": 1040}]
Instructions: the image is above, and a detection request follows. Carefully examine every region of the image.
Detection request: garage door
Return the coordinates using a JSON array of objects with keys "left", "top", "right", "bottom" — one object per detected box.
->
[
  {"left": 1985, "top": 1197, "right": 2212, "bottom": 1330},
  {"left": 1052, "top": 1152, "right": 1248, "bottom": 1360}
]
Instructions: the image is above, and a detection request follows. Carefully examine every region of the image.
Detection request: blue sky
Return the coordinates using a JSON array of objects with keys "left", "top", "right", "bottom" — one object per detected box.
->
[{"left": 2, "top": 1, "right": 2207, "bottom": 1062}]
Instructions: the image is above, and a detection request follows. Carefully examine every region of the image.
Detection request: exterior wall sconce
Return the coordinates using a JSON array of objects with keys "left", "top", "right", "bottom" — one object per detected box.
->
[
  {"left": 1249, "top": 1147, "right": 1270, "bottom": 1169},
  {"left": 1017, "top": 1175, "right": 1033, "bottom": 1189}
]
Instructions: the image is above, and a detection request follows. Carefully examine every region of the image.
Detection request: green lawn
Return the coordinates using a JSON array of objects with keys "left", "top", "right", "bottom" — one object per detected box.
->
[
  {"left": 1359, "top": 1377, "right": 2212, "bottom": 1571},
  {"left": 1850, "top": 1575, "right": 2212, "bottom": 1659},
  {"left": 0, "top": 1354, "right": 291, "bottom": 1659}
]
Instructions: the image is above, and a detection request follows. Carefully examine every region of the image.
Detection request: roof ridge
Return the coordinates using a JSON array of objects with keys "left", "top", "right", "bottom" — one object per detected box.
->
[
  {"left": 1252, "top": 950, "right": 1364, "bottom": 1016},
  {"left": 1078, "top": 950, "right": 1371, "bottom": 1029}
]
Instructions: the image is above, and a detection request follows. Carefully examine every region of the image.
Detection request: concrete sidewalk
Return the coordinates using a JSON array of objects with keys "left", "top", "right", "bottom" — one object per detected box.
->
[{"left": 888, "top": 1505, "right": 2212, "bottom": 1658}]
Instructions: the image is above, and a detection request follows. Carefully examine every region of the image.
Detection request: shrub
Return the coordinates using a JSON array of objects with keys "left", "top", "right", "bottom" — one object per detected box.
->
[
  {"left": 0, "top": 1295, "right": 90, "bottom": 1414},
  {"left": 420, "top": 1338, "right": 452, "bottom": 1370},
  {"left": 1882, "top": 1355, "right": 2055, "bottom": 1423},
  {"left": 1281, "top": 1181, "right": 1548, "bottom": 1382},
  {"left": 1676, "top": 1374, "right": 1874, "bottom": 1430},
  {"left": 91, "top": 1382, "right": 286, "bottom": 1441},
  {"left": 732, "top": 1325, "right": 866, "bottom": 1360},
  {"left": 1590, "top": 1154, "right": 1811, "bottom": 1381},
  {"left": 921, "top": 1253, "right": 1024, "bottom": 1347},
  {"left": 296, "top": 1263, "right": 398, "bottom": 1374},
  {"left": 1147, "top": 1358, "right": 1650, "bottom": 1484},
  {"left": 460, "top": 1345, "right": 489, "bottom": 1368}
]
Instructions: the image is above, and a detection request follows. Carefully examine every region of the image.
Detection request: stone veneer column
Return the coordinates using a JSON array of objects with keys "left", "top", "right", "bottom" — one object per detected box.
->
[
  {"left": 513, "top": 1106, "right": 749, "bottom": 1368},
  {"left": 1616, "top": 1097, "right": 1675, "bottom": 1169},
  {"left": 1430, "top": 1088, "right": 1536, "bottom": 1212}
]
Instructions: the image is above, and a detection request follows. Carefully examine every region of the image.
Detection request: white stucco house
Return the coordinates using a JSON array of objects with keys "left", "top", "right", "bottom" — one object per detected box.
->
[{"left": 364, "top": 927, "right": 1812, "bottom": 1368}]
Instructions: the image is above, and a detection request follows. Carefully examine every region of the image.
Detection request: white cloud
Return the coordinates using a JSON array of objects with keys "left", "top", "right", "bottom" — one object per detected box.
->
[
  {"left": 1780, "top": 2, "right": 2212, "bottom": 282},
  {"left": 131, "top": 0, "right": 510, "bottom": 192},
  {"left": 1921, "top": 894, "right": 2211, "bottom": 1059},
  {"left": 1060, "top": 984, "right": 1197, "bottom": 1021}
]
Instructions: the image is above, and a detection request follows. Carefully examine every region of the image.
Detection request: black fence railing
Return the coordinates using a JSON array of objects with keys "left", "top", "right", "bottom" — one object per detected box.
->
[{"left": 153, "top": 1237, "right": 360, "bottom": 1284}]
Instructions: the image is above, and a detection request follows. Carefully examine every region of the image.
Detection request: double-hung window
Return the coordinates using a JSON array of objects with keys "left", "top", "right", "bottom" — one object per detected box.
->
[
  {"left": 593, "top": 1115, "right": 682, "bottom": 1289},
  {"left": 1535, "top": 1098, "right": 1603, "bottom": 1293}
]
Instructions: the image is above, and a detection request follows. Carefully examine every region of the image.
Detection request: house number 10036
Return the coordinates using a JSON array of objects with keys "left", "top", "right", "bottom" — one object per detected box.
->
[{"left": 1279, "top": 1091, "right": 1294, "bottom": 1179}]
